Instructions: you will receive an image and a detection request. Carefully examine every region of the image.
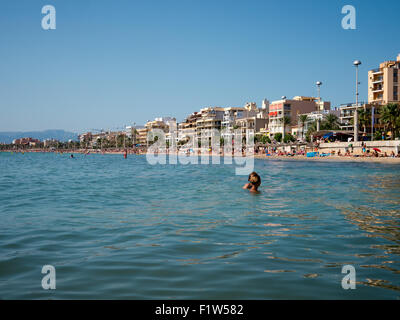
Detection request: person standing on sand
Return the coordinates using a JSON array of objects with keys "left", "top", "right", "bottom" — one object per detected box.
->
[{"left": 243, "top": 172, "right": 261, "bottom": 193}]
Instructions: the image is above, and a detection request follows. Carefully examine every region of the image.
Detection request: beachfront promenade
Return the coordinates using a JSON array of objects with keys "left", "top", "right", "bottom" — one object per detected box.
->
[{"left": 318, "top": 140, "right": 400, "bottom": 155}]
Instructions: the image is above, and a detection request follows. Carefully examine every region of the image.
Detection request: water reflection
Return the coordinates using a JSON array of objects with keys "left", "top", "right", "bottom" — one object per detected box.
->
[{"left": 339, "top": 173, "right": 400, "bottom": 292}]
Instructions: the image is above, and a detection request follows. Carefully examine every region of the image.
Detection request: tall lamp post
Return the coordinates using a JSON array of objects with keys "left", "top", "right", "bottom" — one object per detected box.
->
[
  {"left": 281, "top": 96, "right": 286, "bottom": 143},
  {"left": 316, "top": 81, "right": 322, "bottom": 132},
  {"left": 353, "top": 60, "right": 362, "bottom": 142},
  {"left": 316, "top": 81, "right": 322, "bottom": 110}
]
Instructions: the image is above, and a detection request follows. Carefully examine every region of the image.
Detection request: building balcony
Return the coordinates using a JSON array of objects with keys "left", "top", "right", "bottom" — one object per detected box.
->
[
  {"left": 340, "top": 102, "right": 366, "bottom": 109},
  {"left": 371, "top": 78, "right": 383, "bottom": 84},
  {"left": 371, "top": 68, "right": 383, "bottom": 75},
  {"left": 370, "top": 99, "right": 384, "bottom": 104},
  {"left": 340, "top": 115, "right": 354, "bottom": 120}
]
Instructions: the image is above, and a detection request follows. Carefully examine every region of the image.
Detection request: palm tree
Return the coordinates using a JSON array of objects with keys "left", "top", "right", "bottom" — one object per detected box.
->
[
  {"left": 349, "top": 109, "right": 370, "bottom": 136},
  {"left": 305, "top": 120, "right": 318, "bottom": 142},
  {"left": 323, "top": 114, "right": 340, "bottom": 130},
  {"left": 379, "top": 103, "right": 400, "bottom": 139},
  {"left": 357, "top": 108, "right": 371, "bottom": 134},
  {"left": 132, "top": 129, "right": 138, "bottom": 145},
  {"left": 281, "top": 116, "right": 291, "bottom": 141},
  {"left": 274, "top": 133, "right": 282, "bottom": 143},
  {"left": 298, "top": 115, "right": 309, "bottom": 141},
  {"left": 260, "top": 135, "right": 271, "bottom": 144}
]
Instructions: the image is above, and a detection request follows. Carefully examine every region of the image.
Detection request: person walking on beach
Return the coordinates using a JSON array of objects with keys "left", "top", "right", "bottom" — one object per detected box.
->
[{"left": 243, "top": 172, "right": 261, "bottom": 193}]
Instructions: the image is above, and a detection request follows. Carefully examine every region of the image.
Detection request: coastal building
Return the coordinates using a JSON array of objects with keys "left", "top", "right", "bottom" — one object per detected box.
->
[
  {"left": 235, "top": 116, "right": 269, "bottom": 137},
  {"left": 178, "top": 112, "right": 201, "bottom": 143},
  {"left": 145, "top": 117, "right": 176, "bottom": 133},
  {"left": 233, "top": 102, "right": 268, "bottom": 136},
  {"left": 43, "top": 139, "right": 60, "bottom": 148},
  {"left": 268, "top": 96, "right": 331, "bottom": 138},
  {"left": 221, "top": 107, "right": 246, "bottom": 133},
  {"left": 125, "top": 126, "right": 133, "bottom": 138},
  {"left": 145, "top": 120, "right": 168, "bottom": 132},
  {"left": 144, "top": 120, "right": 166, "bottom": 145},
  {"left": 79, "top": 132, "right": 92, "bottom": 143},
  {"left": 339, "top": 103, "right": 383, "bottom": 139},
  {"left": 175, "top": 100, "right": 270, "bottom": 145},
  {"left": 222, "top": 101, "right": 269, "bottom": 139},
  {"left": 368, "top": 54, "right": 400, "bottom": 105},
  {"left": 293, "top": 109, "right": 340, "bottom": 140},
  {"left": 12, "top": 137, "right": 42, "bottom": 147},
  {"left": 144, "top": 117, "right": 177, "bottom": 146},
  {"left": 161, "top": 118, "right": 178, "bottom": 145},
  {"left": 262, "top": 99, "right": 270, "bottom": 110},
  {"left": 195, "top": 107, "right": 225, "bottom": 142},
  {"left": 91, "top": 132, "right": 107, "bottom": 148},
  {"left": 136, "top": 128, "right": 148, "bottom": 146}
]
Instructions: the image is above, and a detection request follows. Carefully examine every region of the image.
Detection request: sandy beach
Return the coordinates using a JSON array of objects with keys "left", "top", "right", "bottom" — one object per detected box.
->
[
  {"left": 3, "top": 149, "right": 400, "bottom": 164},
  {"left": 253, "top": 154, "right": 400, "bottom": 163}
]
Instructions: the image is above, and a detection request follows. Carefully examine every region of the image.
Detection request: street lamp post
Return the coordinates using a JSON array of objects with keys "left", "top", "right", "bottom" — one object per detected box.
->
[
  {"left": 316, "top": 81, "right": 322, "bottom": 132},
  {"left": 281, "top": 96, "right": 286, "bottom": 143},
  {"left": 353, "top": 60, "right": 362, "bottom": 142},
  {"left": 316, "top": 81, "right": 322, "bottom": 111}
]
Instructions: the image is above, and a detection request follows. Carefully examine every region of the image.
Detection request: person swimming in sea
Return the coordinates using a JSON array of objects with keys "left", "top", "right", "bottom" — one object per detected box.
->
[{"left": 243, "top": 171, "right": 261, "bottom": 193}]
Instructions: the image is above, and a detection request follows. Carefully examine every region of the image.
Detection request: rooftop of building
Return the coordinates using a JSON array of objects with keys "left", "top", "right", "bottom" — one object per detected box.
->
[{"left": 271, "top": 96, "right": 322, "bottom": 104}]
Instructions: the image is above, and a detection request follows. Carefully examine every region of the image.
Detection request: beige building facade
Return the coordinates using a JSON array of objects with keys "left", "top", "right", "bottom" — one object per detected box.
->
[
  {"left": 268, "top": 96, "right": 331, "bottom": 137},
  {"left": 368, "top": 54, "right": 400, "bottom": 105}
]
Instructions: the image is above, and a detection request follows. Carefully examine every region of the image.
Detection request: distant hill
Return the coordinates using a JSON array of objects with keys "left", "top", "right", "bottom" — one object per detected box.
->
[{"left": 0, "top": 130, "right": 79, "bottom": 144}]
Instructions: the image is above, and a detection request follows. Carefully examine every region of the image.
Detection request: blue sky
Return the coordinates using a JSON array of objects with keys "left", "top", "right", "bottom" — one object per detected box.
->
[{"left": 0, "top": 0, "right": 399, "bottom": 132}]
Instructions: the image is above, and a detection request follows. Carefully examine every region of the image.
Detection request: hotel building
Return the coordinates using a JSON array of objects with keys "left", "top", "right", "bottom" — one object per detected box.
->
[
  {"left": 141, "top": 117, "right": 177, "bottom": 146},
  {"left": 136, "top": 128, "right": 149, "bottom": 146},
  {"left": 368, "top": 54, "right": 400, "bottom": 105},
  {"left": 178, "top": 112, "right": 202, "bottom": 143},
  {"left": 195, "top": 107, "right": 225, "bottom": 141}
]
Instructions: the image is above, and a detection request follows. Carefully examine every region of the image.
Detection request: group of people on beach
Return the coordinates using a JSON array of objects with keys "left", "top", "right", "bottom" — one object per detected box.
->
[{"left": 331, "top": 142, "right": 400, "bottom": 158}]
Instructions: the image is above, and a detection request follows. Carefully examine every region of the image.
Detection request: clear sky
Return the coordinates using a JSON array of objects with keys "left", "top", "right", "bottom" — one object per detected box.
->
[{"left": 1, "top": 0, "right": 399, "bottom": 133}]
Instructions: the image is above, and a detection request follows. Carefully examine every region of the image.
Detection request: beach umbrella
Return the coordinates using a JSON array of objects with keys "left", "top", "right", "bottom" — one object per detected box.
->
[
  {"left": 373, "top": 148, "right": 381, "bottom": 153},
  {"left": 323, "top": 132, "right": 334, "bottom": 139}
]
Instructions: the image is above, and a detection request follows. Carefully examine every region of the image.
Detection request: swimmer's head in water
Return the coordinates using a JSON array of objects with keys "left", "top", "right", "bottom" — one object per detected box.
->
[{"left": 248, "top": 172, "right": 261, "bottom": 188}]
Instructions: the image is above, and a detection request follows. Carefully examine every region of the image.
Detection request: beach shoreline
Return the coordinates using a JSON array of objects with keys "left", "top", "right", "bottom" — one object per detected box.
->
[
  {"left": 2, "top": 149, "right": 400, "bottom": 164},
  {"left": 254, "top": 154, "right": 400, "bottom": 163}
]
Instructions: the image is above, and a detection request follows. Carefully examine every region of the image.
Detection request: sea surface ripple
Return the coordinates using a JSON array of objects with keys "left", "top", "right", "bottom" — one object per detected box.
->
[{"left": 0, "top": 152, "right": 399, "bottom": 299}]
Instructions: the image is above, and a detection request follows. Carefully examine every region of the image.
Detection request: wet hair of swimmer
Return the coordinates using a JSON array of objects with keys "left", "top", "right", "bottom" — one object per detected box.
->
[{"left": 248, "top": 172, "right": 261, "bottom": 187}]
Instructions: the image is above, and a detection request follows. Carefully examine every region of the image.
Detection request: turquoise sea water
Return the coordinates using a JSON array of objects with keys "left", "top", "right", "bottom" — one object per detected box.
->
[{"left": 0, "top": 152, "right": 399, "bottom": 299}]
